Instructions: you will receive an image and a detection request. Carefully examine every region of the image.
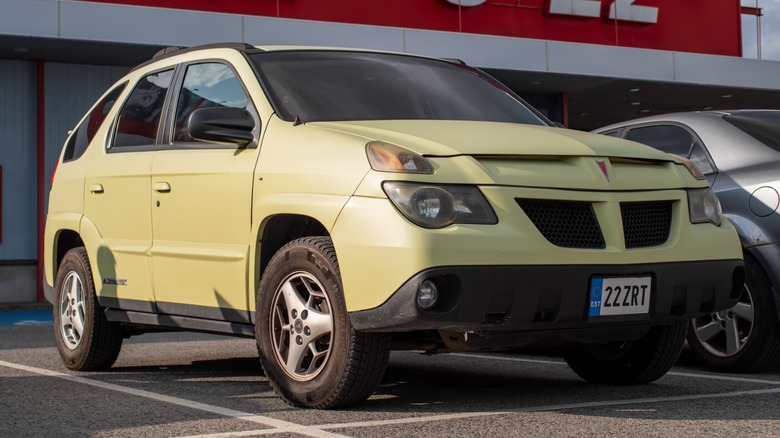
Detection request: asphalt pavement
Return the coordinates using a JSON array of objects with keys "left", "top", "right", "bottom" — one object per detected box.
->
[{"left": 2, "top": 308, "right": 780, "bottom": 437}]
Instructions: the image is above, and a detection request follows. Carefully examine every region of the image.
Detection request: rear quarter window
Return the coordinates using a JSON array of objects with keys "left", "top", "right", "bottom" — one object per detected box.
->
[{"left": 63, "top": 83, "right": 126, "bottom": 162}]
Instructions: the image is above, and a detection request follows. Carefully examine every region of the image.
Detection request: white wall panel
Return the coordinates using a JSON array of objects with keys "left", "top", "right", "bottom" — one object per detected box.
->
[
  {"left": 546, "top": 42, "right": 675, "bottom": 81},
  {"left": 59, "top": 1, "right": 243, "bottom": 46},
  {"left": 405, "top": 30, "right": 548, "bottom": 71},
  {"left": 0, "top": 60, "right": 37, "bottom": 261},
  {"left": 243, "top": 16, "right": 405, "bottom": 52},
  {"left": 0, "top": 0, "right": 58, "bottom": 38},
  {"left": 674, "top": 52, "right": 780, "bottom": 89}
]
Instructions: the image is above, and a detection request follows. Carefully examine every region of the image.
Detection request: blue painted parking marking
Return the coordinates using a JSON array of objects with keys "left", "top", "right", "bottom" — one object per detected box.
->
[{"left": 0, "top": 308, "right": 53, "bottom": 326}]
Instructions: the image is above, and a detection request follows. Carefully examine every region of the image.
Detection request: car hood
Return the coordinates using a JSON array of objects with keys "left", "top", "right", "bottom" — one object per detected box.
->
[{"left": 311, "top": 120, "right": 676, "bottom": 162}]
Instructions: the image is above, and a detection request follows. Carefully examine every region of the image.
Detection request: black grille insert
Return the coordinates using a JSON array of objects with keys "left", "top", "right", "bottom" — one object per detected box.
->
[
  {"left": 517, "top": 199, "right": 605, "bottom": 249},
  {"left": 621, "top": 201, "right": 673, "bottom": 248}
]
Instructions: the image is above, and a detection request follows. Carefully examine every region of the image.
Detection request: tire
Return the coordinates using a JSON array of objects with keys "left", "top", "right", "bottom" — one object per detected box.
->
[
  {"left": 687, "top": 256, "right": 780, "bottom": 373},
  {"left": 564, "top": 320, "right": 686, "bottom": 385},
  {"left": 255, "top": 237, "right": 391, "bottom": 409},
  {"left": 53, "top": 247, "right": 123, "bottom": 371}
]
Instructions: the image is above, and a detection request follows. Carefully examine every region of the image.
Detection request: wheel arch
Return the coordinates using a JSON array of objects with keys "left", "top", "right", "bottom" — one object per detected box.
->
[
  {"left": 744, "top": 244, "right": 780, "bottom": 322},
  {"left": 724, "top": 211, "right": 780, "bottom": 310},
  {"left": 254, "top": 214, "right": 330, "bottom": 299},
  {"left": 55, "top": 229, "right": 85, "bottom": 275}
]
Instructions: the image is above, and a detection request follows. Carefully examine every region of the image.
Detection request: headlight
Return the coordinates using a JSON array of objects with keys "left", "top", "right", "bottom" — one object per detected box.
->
[
  {"left": 688, "top": 188, "right": 722, "bottom": 226},
  {"left": 383, "top": 182, "right": 497, "bottom": 229},
  {"left": 367, "top": 141, "right": 434, "bottom": 174}
]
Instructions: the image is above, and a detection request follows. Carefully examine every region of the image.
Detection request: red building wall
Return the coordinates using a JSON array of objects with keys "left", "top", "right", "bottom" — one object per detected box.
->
[{"left": 79, "top": 0, "right": 743, "bottom": 57}]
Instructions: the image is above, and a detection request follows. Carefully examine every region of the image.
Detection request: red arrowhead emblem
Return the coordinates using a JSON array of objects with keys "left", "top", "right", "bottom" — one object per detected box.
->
[{"left": 596, "top": 160, "right": 609, "bottom": 181}]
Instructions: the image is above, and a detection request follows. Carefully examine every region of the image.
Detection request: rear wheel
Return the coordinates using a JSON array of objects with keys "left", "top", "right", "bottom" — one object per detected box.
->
[
  {"left": 565, "top": 320, "right": 686, "bottom": 385},
  {"left": 687, "top": 256, "right": 780, "bottom": 373},
  {"left": 256, "top": 237, "right": 391, "bottom": 409},
  {"left": 53, "top": 247, "right": 123, "bottom": 370}
]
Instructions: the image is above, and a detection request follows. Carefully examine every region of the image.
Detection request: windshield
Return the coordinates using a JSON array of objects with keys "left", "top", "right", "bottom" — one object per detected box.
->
[
  {"left": 249, "top": 51, "right": 548, "bottom": 126},
  {"left": 724, "top": 111, "right": 780, "bottom": 153}
]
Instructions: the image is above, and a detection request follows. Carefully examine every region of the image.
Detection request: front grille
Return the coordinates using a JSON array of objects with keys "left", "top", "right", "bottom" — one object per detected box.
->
[
  {"left": 517, "top": 199, "right": 605, "bottom": 249},
  {"left": 621, "top": 201, "right": 672, "bottom": 248}
]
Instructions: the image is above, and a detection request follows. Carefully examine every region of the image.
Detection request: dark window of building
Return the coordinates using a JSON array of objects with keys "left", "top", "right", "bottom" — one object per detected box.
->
[
  {"left": 174, "top": 63, "right": 249, "bottom": 143},
  {"left": 113, "top": 69, "right": 174, "bottom": 148},
  {"left": 63, "top": 83, "right": 127, "bottom": 162}
]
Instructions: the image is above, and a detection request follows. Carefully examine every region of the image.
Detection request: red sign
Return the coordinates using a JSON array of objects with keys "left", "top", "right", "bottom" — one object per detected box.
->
[{"left": 79, "top": 0, "right": 743, "bottom": 56}]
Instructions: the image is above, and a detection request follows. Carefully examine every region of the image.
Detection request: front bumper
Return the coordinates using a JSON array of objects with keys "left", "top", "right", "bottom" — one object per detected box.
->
[{"left": 350, "top": 259, "right": 744, "bottom": 334}]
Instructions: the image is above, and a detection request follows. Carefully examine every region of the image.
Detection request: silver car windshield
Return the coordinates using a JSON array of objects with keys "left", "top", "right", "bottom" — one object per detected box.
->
[{"left": 249, "top": 51, "right": 548, "bottom": 126}]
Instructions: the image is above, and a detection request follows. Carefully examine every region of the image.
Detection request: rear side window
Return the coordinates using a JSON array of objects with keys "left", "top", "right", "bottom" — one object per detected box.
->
[
  {"left": 625, "top": 124, "right": 715, "bottom": 175},
  {"left": 113, "top": 69, "right": 174, "bottom": 148},
  {"left": 63, "top": 83, "right": 126, "bottom": 162},
  {"left": 625, "top": 125, "right": 693, "bottom": 156}
]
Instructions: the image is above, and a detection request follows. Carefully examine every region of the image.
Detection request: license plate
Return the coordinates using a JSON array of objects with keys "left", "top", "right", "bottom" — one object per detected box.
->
[{"left": 589, "top": 276, "right": 652, "bottom": 317}]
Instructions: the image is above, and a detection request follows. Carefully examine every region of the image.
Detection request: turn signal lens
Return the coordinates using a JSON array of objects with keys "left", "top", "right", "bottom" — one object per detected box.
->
[{"left": 367, "top": 142, "right": 434, "bottom": 174}]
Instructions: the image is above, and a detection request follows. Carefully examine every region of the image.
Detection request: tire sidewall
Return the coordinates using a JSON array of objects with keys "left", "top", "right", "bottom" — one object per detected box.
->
[
  {"left": 256, "top": 238, "right": 351, "bottom": 407},
  {"left": 53, "top": 248, "right": 98, "bottom": 370},
  {"left": 686, "top": 257, "right": 779, "bottom": 371},
  {"left": 566, "top": 320, "right": 686, "bottom": 384}
]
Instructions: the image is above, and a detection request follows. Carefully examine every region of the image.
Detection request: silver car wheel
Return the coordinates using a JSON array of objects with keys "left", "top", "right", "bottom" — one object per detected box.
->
[
  {"left": 691, "top": 284, "right": 754, "bottom": 358},
  {"left": 270, "top": 271, "right": 334, "bottom": 382},
  {"left": 59, "top": 271, "right": 87, "bottom": 350}
]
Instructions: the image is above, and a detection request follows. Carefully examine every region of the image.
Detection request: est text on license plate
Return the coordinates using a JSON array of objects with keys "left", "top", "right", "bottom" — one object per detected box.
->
[{"left": 589, "top": 276, "right": 652, "bottom": 317}]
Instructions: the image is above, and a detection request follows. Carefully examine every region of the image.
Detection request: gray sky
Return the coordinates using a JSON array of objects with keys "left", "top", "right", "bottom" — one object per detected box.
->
[{"left": 742, "top": 0, "right": 780, "bottom": 60}]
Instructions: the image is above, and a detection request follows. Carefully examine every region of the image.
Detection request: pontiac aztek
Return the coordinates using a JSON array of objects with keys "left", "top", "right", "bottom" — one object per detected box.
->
[{"left": 44, "top": 43, "right": 744, "bottom": 408}]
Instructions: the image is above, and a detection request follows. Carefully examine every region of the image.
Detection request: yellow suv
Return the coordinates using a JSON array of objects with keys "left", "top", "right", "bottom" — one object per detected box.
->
[{"left": 45, "top": 43, "right": 743, "bottom": 408}]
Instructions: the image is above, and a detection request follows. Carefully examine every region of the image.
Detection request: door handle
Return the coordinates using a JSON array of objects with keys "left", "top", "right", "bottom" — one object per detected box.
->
[
  {"left": 89, "top": 184, "right": 104, "bottom": 194},
  {"left": 154, "top": 182, "right": 171, "bottom": 193}
]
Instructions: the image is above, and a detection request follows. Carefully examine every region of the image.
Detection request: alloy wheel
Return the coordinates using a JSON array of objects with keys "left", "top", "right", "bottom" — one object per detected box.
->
[
  {"left": 691, "top": 285, "right": 754, "bottom": 358},
  {"left": 270, "top": 271, "right": 334, "bottom": 381}
]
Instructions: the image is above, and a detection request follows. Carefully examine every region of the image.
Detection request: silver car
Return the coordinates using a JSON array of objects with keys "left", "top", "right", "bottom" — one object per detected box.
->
[{"left": 595, "top": 110, "right": 780, "bottom": 373}]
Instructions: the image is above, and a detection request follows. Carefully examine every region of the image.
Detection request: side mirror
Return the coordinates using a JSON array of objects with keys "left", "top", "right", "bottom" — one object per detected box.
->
[{"left": 187, "top": 107, "right": 256, "bottom": 148}]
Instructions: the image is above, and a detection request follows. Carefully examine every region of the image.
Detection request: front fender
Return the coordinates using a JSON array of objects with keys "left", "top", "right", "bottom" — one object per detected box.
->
[{"left": 725, "top": 212, "right": 780, "bottom": 248}]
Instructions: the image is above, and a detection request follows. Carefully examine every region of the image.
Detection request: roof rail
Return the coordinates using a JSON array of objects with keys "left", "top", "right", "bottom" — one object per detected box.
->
[
  {"left": 131, "top": 42, "right": 259, "bottom": 72},
  {"left": 153, "top": 46, "right": 183, "bottom": 58}
]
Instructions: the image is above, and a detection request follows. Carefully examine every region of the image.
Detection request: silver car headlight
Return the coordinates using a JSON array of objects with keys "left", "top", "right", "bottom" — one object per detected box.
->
[
  {"left": 688, "top": 188, "right": 722, "bottom": 226},
  {"left": 382, "top": 182, "right": 497, "bottom": 229}
]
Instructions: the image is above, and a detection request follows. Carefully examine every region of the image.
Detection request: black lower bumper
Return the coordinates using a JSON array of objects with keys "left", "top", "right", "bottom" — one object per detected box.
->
[{"left": 349, "top": 260, "right": 744, "bottom": 334}]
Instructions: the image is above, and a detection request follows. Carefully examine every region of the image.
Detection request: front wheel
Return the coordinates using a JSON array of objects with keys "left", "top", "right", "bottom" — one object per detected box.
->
[
  {"left": 256, "top": 237, "right": 391, "bottom": 409},
  {"left": 687, "top": 256, "right": 780, "bottom": 373},
  {"left": 564, "top": 320, "right": 686, "bottom": 385},
  {"left": 53, "top": 247, "right": 123, "bottom": 370}
]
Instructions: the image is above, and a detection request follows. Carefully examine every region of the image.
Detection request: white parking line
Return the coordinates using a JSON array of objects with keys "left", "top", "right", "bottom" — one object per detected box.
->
[
  {"left": 6, "top": 352, "right": 780, "bottom": 438},
  {"left": 452, "top": 352, "right": 780, "bottom": 386},
  {"left": 314, "top": 386, "right": 780, "bottom": 431},
  {"left": 175, "top": 352, "right": 780, "bottom": 437},
  {"left": 0, "top": 360, "right": 347, "bottom": 438},
  {"left": 175, "top": 385, "right": 780, "bottom": 437}
]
